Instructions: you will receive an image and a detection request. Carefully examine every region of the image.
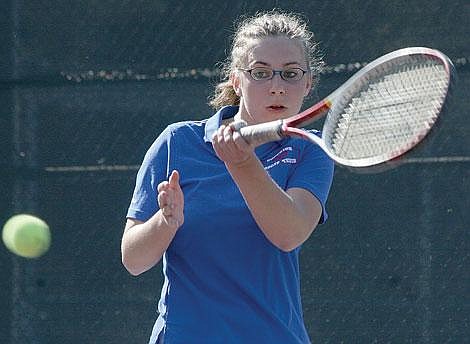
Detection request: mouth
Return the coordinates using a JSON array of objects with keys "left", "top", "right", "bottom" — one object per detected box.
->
[{"left": 267, "top": 105, "right": 287, "bottom": 111}]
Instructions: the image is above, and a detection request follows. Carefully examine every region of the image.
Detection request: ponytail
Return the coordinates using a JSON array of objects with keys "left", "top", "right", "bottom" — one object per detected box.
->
[{"left": 209, "top": 80, "right": 239, "bottom": 109}]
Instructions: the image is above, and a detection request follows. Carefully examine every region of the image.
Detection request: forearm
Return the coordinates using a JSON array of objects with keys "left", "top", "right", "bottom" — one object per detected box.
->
[
  {"left": 226, "top": 155, "right": 321, "bottom": 252},
  {"left": 121, "top": 210, "right": 178, "bottom": 276}
]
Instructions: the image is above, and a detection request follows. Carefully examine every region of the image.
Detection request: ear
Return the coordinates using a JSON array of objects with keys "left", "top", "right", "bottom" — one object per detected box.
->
[{"left": 230, "top": 71, "right": 242, "bottom": 97}]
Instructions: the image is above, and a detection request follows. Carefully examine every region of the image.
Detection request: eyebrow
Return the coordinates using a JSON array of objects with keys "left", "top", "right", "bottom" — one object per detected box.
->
[{"left": 250, "top": 61, "right": 302, "bottom": 67}]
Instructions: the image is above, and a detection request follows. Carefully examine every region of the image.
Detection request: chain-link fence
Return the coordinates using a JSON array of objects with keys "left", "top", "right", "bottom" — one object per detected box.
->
[{"left": 1, "top": 1, "right": 469, "bottom": 343}]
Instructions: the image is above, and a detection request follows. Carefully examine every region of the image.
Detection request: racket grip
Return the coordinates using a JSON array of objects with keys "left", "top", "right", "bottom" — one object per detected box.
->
[{"left": 235, "top": 119, "right": 284, "bottom": 145}]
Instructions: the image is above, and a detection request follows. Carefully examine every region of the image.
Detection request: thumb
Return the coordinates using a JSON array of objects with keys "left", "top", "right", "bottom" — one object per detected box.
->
[{"left": 169, "top": 170, "right": 180, "bottom": 187}]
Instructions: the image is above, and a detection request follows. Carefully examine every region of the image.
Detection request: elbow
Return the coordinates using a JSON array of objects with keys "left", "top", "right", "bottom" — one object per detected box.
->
[
  {"left": 121, "top": 249, "right": 147, "bottom": 276},
  {"left": 275, "top": 224, "right": 318, "bottom": 253},
  {"left": 121, "top": 256, "right": 143, "bottom": 276},
  {"left": 272, "top": 236, "right": 304, "bottom": 253},
  {"left": 276, "top": 240, "right": 302, "bottom": 253},
  {"left": 121, "top": 245, "right": 161, "bottom": 276},
  {"left": 123, "top": 265, "right": 142, "bottom": 277}
]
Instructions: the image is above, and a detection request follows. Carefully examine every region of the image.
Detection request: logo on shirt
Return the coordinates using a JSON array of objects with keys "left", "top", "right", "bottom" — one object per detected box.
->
[{"left": 264, "top": 146, "right": 297, "bottom": 170}]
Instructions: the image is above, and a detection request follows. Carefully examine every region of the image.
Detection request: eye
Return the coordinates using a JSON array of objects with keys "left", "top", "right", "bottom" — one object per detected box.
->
[
  {"left": 251, "top": 68, "right": 272, "bottom": 80},
  {"left": 282, "top": 68, "right": 303, "bottom": 80}
]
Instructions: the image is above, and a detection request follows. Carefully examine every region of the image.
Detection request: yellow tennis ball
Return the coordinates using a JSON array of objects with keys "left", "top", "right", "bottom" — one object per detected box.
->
[{"left": 2, "top": 214, "right": 51, "bottom": 258}]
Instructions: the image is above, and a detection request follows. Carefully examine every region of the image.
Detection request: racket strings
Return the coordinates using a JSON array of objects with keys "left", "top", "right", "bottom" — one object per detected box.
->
[{"left": 327, "top": 60, "right": 449, "bottom": 160}]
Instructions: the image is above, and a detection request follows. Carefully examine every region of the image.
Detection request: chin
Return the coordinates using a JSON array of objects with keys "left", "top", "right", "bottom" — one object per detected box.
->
[{"left": 264, "top": 108, "right": 289, "bottom": 119}]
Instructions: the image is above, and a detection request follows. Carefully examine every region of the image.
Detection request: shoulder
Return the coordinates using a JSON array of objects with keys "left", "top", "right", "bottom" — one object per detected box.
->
[
  {"left": 149, "top": 119, "right": 208, "bottom": 146},
  {"left": 163, "top": 119, "right": 207, "bottom": 136},
  {"left": 145, "top": 118, "right": 210, "bottom": 162},
  {"left": 142, "top": 120, "right": 201, "bottom": 155}
]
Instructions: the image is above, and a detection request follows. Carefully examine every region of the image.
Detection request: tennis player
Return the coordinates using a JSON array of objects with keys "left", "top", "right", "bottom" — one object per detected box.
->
[{"left": 122, "top": 10, "right": 334, "bottom": 343}]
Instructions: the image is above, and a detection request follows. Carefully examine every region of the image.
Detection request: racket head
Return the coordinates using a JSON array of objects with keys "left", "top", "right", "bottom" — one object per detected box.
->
[{"left": 320, "top": 47, "right": 455, "bottom": 168}]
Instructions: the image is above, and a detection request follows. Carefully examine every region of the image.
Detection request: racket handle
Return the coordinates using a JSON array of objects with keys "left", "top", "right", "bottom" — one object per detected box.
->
[{"left": 235, "top": 119, "right": 284, "bottom": 146}]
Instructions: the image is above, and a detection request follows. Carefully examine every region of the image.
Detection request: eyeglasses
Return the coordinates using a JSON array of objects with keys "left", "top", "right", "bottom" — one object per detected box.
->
[{"left": 238, "top": 67, "right": 308, "bottom": 82}]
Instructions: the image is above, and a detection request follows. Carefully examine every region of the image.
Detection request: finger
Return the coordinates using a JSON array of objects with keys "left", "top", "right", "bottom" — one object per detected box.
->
[
  {"left": 157, "top": 180, "right": 169, "bottom": 193},
  {"left": 217, "top": 125, "right": 225, "bottom": 140},
  {"left": 223, "top": 125, "right": 234, "bottom": 143},
  {"left": 230, "top": 120, "right": 248, "bottom": 131},
  {"left": 232, "top": 130, "right": 250, "bottom": 149},
  {"left": 169, "top": 170, "right": 180, "bottom": 188},
  {"left": 158, "top": 191, "right": 170, "bottom": 208}
]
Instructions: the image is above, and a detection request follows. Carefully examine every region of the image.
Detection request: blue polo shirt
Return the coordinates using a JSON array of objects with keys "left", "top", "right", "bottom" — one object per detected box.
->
[{"left": 127, "top": 106, "right": 334, "bottom": 344}]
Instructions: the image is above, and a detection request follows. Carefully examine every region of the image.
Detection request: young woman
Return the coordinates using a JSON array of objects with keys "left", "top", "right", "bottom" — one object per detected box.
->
[{"left": 121, "top": 10, "right": 334, "bottom": 344}]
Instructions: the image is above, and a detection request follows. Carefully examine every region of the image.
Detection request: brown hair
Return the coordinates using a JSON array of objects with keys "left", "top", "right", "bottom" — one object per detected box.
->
[{"left": 209, "top": 10, "right": 323, "bottom": 109}]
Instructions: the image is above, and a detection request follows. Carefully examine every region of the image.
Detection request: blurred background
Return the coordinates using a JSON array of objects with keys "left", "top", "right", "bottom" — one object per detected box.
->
[{"left": 0, "top": 0, "right": 468, "bottom": 343}]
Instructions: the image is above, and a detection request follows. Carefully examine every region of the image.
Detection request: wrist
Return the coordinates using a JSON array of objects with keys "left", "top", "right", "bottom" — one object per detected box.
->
[
  {"left": 152, "top": 209, "right": 181, "bottom": 232},
  {"left": 225, "top": 153, "right": 258, "bottom": 170}
]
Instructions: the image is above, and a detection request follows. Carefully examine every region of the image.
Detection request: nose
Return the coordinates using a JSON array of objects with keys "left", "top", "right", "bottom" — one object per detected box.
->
[{"left": 269, "top": 74, "right": 286, "bottom": 95}]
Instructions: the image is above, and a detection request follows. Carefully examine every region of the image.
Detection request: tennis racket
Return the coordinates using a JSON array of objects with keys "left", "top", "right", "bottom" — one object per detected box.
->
[{"left": 235, "top": 47, "right": 455, "bottom": 169}]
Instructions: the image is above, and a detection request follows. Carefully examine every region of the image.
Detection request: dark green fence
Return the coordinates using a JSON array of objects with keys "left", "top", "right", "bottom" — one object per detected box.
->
[{"left": 1, "top": 1, "right": 469, "bottom": 343}]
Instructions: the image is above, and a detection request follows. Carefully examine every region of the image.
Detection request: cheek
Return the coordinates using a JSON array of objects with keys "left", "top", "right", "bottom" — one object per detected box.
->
[
  {"left": 242, "top": 83, "right": 264, "bottom": 102},
  {"left": 297, "top": 81, "right": 311, "bottom": 98}
]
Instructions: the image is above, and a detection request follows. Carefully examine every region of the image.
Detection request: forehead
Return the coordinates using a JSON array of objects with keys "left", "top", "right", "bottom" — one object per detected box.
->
[{"left": 246, "top": 36, "right": 306, "bottom": 66}]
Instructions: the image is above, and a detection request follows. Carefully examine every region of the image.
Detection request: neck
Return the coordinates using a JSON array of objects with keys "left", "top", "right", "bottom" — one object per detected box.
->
[{"left": 234, "top": 104, "right": 255, "bottom": 125}]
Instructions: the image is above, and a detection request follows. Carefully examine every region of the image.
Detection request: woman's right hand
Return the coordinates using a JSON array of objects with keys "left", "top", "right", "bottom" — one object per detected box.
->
[
  {"left": 157, "top": 170, "right": 185, "bottom": 229},
  {"left": 212, "top": 123, "right": 256, "bottom": 168}
]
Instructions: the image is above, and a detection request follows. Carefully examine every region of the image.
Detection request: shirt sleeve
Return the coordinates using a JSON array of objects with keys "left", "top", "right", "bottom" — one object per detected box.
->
[
  {"left": 286, "top": 132, "right": 334, "bottom": 224},
  {"left": 126, "top": 127, "right": 172, "bottom": 222}
]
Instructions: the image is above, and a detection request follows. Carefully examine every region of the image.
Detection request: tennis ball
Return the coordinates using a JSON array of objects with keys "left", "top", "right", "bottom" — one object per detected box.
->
[{"left": 2, "top": 214, "right": 51, "bottom": 258}]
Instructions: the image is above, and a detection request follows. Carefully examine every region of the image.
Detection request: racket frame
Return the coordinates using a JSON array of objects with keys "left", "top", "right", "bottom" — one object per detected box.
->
[{"left": 238, "top": 47, "right": 454, "bottom": 168}]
